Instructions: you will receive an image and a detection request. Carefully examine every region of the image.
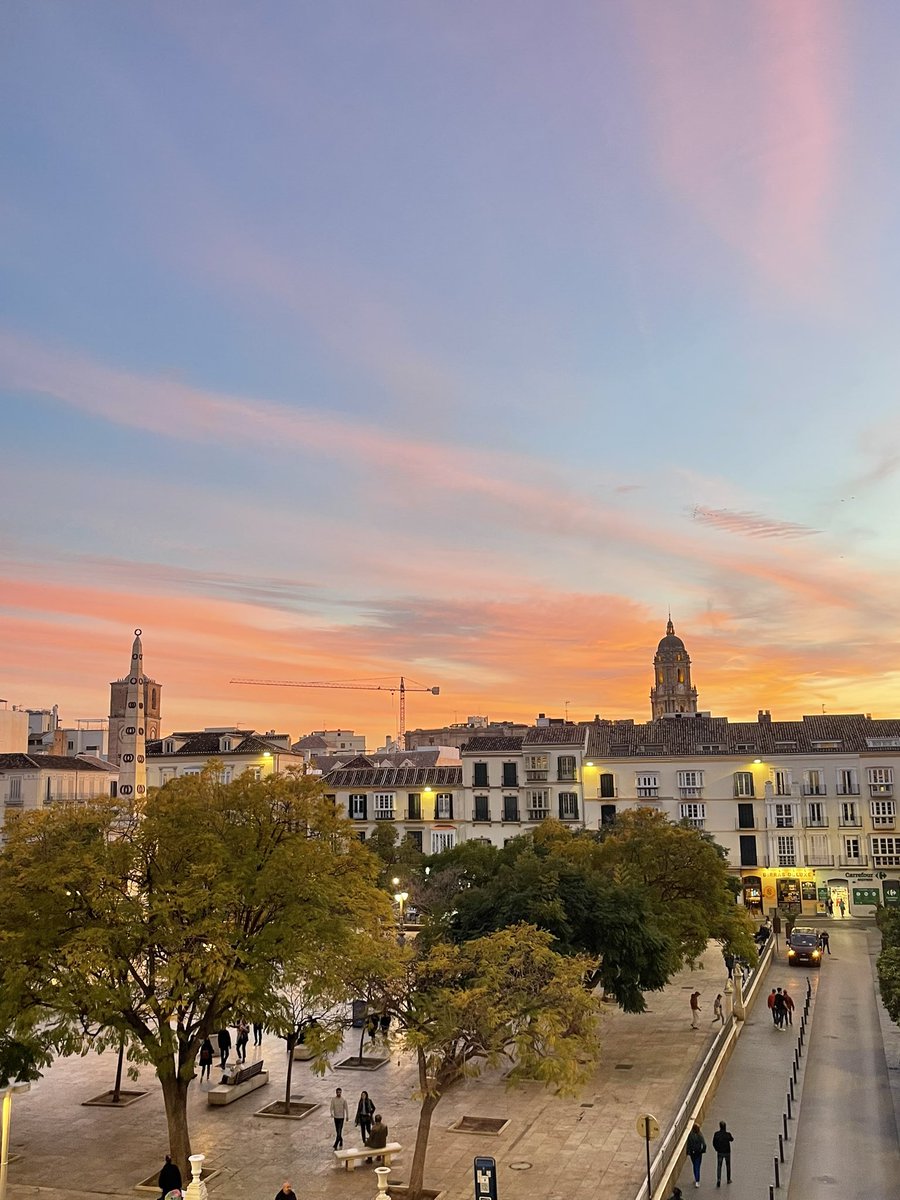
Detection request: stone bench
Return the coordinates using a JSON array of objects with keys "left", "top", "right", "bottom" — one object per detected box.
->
[
  {"left": 334, "top": 1142, "right": 402, "bottom": 1171},
  {"left": 207, "top": 1059, "right": 268, "bottom": 1106}
]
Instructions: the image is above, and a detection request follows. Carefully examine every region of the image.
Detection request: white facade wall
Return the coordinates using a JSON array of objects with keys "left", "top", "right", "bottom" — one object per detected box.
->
[
  {"left": 0, "top": 708, "right": 28, "bottom": 753},
  {"left": 0, "top": 761, "right": 119, "bottom": 839}
]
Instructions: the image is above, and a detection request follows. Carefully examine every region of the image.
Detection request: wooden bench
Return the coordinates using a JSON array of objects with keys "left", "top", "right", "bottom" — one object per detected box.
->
[
  {"left": 334, "top": 1142, "right": 402, "bottom": 1171},
  {"left": 207, "top": 1059, "right": 268, "bottom": 1106}
]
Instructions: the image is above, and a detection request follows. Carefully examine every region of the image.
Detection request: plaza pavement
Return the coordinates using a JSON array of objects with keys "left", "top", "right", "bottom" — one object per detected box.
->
[{"left": 6, "top": 941, "right": 735, "bottom": 1200}]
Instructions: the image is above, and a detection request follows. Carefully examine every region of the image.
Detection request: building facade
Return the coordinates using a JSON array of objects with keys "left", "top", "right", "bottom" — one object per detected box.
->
[
  {"left": 146, "top": 728, "right": 305, "bottom": 788},
  {"left": 0, "top": 753, "right": 119, "bottom": 841}
]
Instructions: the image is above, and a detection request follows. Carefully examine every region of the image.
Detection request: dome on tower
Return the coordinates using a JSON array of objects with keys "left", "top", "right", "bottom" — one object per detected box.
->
[{"left": 656, "top": 617, "right": 686, "bottom": 656}]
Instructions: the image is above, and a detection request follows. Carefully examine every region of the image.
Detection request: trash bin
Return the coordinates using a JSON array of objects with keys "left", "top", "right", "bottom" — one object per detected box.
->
[{"left": 351, "top": 999, "right": 367, "bottom": 1029}]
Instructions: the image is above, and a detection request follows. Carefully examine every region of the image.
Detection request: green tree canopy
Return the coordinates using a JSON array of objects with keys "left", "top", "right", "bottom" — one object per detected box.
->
[{"left": 0, "top": 768, "right": 391, "bottom": 1172}]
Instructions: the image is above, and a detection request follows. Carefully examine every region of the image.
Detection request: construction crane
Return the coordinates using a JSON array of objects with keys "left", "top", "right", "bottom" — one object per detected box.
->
[{"left": 229, "top": 676, "right": 440, "bottom": 748}]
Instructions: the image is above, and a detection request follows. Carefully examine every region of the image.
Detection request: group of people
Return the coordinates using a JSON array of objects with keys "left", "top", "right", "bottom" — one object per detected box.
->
[
  {"left": 680, "top": 1121, "right": 735, "bottom": 1191},
  {"left": 766, "top": 986, "right": 795, "bottom": 1029},
  {"left": 195, "top": 1020, "right": 266, "bottom": 1082},
  {"left": 689, "top": 992, "right": 726, "bottom": 1029},
  {"left": 366, "top": 1010, "right": 392, "bottom": 1040},
  {"left": 330, "top": 1086, "right": 389, "bottom": 1160}
]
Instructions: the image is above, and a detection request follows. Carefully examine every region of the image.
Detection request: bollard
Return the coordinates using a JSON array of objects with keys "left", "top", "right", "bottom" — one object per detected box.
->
[
  {"left": 783, "top": 1112, "right": 789, "bottom": 1141},
  {"left": 770, "top": 1188, "right": 775, "bottom": 1200},
  {"left": 797, "top": 1036, "right": 803, "bottom": 1058},
  {"left": 790, "top": 1075, "right": 795, "bottom": 1099},
  {"left": 787, "top": 1092, "right": 793, "bottom": 1119},
  {"left": 792, "top": 1061, "right": 797, "bottom": 1084},
  {"left": 774, "top": 1156, "right": 781, "bottom": 1189},
  {"left": 800, "top": 1024, "right": 804, "bottom": 1045},
  {"left": 779, "top": 1133, "right": 785, "bottom": 1163}
]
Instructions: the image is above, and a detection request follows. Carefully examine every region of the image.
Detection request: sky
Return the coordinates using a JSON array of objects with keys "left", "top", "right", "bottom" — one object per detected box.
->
[{"left": 3, "top": 1, "right": 900, "bottom": 744}]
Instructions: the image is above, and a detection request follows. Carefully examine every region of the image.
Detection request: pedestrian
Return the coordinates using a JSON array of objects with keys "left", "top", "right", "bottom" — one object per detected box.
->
[
  {"left": 723, "top": 951, "right": 735, "bottom": 979},
  {"left": 838, "top": 897, "right": 846, "bottom": 918},
  {"left": 379, "top": 1010, "right": 392, "bottom": 1036},
  {"left": 767, "top": 989, "right": 777, "bottom": 1025},
  {"left": 217, "top": 1027, "right": 231, "bottom": 1069},
  {"left": 355, "top": 1089, "right": 376, "bottom": 1145},
  {"left": 821, "top": 929, "right": 831, "bottom": 954},
  {"left": 157, "top": 1155, "right": 182, "bottom": 1200},
  {"left": 330, "top": 1086, "right": 349, "bottom": 1150},
  {"left": 783, "top": 991, "right": 795, "bottom": 1026},
  {"left": 773, "top": 988, "right": 787, "bottom": 1029},
  {"left": 668, "top": 1190, "right": 684, "bottom": 1200},
  {"left": 826, "top": 896, "right": 833, "bottom": 917},
  {"left": 235, "top": 1018, "right": 249, "bottom": 1063},
  {"left": 712, "top": 994, "right": 725, "bottom": 1025},
  {"left": 366, "top": 1013, "right": 379, "bottom": 1042},
  {"left": 712, "top": 1121, "right": 733, "bottom": 1186},
  {"left": 275, "top": 1182, "right": 297, "bottom": 1200},
  {"left": 253, "top": 1021, "right": 264, "bottom": 1046},
  {"left": 690, "top": 992, "right": 701, "bottom": 1029},
  {"left": 198, "top": 1036, "right": 214, "bottom": 1082},
  {"left": 366, "top": 1113, "right": 389, "bottom": 1163},
  {"left": 686, "top": 1122, "right": 706, "bottom": 1188}
]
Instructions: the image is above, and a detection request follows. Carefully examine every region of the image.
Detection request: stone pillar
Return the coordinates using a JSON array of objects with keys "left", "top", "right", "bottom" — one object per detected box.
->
[
  {"left": 374, "top": 1165, "right": 391, "bottom": 1200},
  {"left": 184, "top": 1154, "right": 208, "bottom": 1200}
]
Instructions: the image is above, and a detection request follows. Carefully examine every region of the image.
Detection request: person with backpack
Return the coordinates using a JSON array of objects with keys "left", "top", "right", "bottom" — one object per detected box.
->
[
  {"left": 712, "top": 1121, "right": 734, "bottom": 1185},
  {"left": 686, "top": 1122, "right": 707, "bottom": 1188}
]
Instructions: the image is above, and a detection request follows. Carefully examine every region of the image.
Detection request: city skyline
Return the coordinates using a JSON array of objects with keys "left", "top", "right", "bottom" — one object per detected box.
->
[{"left": 3, "top": 3, "right": 900, "bottom": 741}]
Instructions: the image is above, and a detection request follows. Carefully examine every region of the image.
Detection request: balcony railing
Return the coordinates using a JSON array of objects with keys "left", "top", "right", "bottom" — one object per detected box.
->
[
  {"left": 374, "top": 810, "right": 395, "bottom": 821},
  {"left": 636, "top": 787, "right": 659, "bottom": 798},
  {"left": 838, "top": 817, "right": 861, "bottom": 827},
  {"left": 836, "top": 785, "right": 860, "bottom": 795},
  {"left": 805, "top": 817, "right": 829, "bottom": 828},
  {"left": 805, "top": 852, "right": 834, "bottom": 866},
  {"left": 526, "top": 809, "right": 550, "bottom": 822},
  {"left": 679, "top": 787, "right": 704, "bottom": 799},
  {"left": 802, "top": 785, "right": 827, "bottom": 796},
  {"left": 526, "top": 770, "right": 548, "bottom": 782},
  {"left": 839, "top": 854, "right": 868, "bottom": 866}
]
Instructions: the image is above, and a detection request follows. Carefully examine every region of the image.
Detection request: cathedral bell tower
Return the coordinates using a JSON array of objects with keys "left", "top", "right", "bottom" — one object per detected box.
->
[
  {"left": 650, "top": 616, "right": 698, "bottom": 719},
  {"left": 109, "top": 629, "right": 159, "bottom": 805}
]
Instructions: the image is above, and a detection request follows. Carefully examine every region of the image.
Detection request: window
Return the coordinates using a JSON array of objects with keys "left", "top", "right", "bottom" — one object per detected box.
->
[
  {"left": 435, "top": 793, "right": 453, "bottom": 819},
  {"left": 473, "top": 762, "right": 489, "bottom": 787},
  {"left": 737, "top": 802, "right": 755, "bottom": 829},
  {"left": 182, "top": 766, "right": 203, "bottom": 777},
  {"left": 806, "top": 802, "right": 826, "bottom": 827},
  {"left": 773, "top": 803, "right": 794, "bottom": 828},
  {"left": 407, "top": 793, "right": 421, "bottom": 820},
  {"left": 678, "top": 770, "right": 704, "bottom": 797},
  {"left": 474, "top": 795, "right": 490, "bottom": 822},
  {"left": 680, "top": 802, "right": 706, "bottom": 828},
  {"left": 600, "top": 803, "right": 617, "bottom": 827},
  {"left": 735, "top": 743, "right": 756, "bottom": 754},
  {"left": 405, "top": 830, "right": 423, "bottom": 852},
  {"left": 558, "top": 792, "right": 579, "bottom": 820},
  {"left": 734, "top": 771, "right": 755, "bottom": 798},
  {"left": 373, "top": 793, "right": 394, "bottom": 820},
  {"left": 837, "top": 768, "right": 859, "bottom": 795},
  {"left": 739, "top": 834, "right": 758, "bottom": 867},
  {"left": 636, "top": 772, "right": 659, "bottom": 798},
  {"left": 776, "top": 835, "right": 796, "bottom": 866},
  {"left": 350, "top": 794, "right": 367, "bottom": 820},
  {"left": 807, "top": 834, "right": 831, "bottom": 865},
  {"left": 868, "top": 767, "right": 894, "bottom": 794},
  {"left": 502, "top": 762, "right": 518, "bottom": 787},
  {"left": 871, "top": 800, "right": 896, "bottom": 827},
  {"left": 431, "top": 830, "right": 456, "bottom": 854},
  {"left": 803, "top": 770, "right": 826, "bottom": 796},
  {"left": 502, "top": 794, "right": 519, "bottom": 822},
  {"left": 872, "top": 836, "right": 900, "bottom": 866},
  {"left": 844, "top": 836, "right": 862, "bottom": 862},
  {"left": 599, "top": 773, "right": 616, "bottom": 798},
  {"left": 840, "top": 801, "right": 860, "bottom": 827},
  {"left": 557, "top": 755, "right": 577, "bottom": 781},
  {"left": 526, "top": 789, "right": 550, "bottom": 820},
  {"left": 526, "top": 754, "right": 548, "bottom": 781},
  {"left": 774, "top": 769, "right": 792, "bottom": 796},
  {"left": 8, "top": 778, "right": 22, "bottom": 804}
]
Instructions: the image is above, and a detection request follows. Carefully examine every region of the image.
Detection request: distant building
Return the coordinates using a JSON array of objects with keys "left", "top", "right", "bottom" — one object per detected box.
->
[
  {"left": 0, "top": 753, "right": 119, "bottom": 841},
  {"left": 406, "top": 715, "right": 540, "bottom": 751},
  {"left": 146, "top": 728, "right": 305, "bottom": 788},
  {"left": 0, "top": 702, "right": 28, "bottom": 754},
  {"left": 650, "top": 616, "right": 699, "bottom": 719},
  {"left": 293, "top": 729, "right": 366, "bottom": 759}
]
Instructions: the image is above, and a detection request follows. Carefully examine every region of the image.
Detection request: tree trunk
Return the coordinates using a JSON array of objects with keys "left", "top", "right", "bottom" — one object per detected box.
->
[
  {"left": 158, "top": 1063, "right": 193, "bottom": 1178},
  {"left": 407, "top": 1057, "right": 440, "bottom": 1200},
  {"left": 112, "top": 1039, "right": 125, "bottom": 1103},
  {"left": 284, "top": 1034, "right": 296, "bottom": 1109}
]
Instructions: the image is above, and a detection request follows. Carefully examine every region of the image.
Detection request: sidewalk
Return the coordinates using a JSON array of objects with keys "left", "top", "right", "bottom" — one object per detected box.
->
[
  {"left": 6, "top": 943, "right": 734, "bottom": 1200},
  {"left": 673, "top": 956, "right": 817, "bottom": 1200}
]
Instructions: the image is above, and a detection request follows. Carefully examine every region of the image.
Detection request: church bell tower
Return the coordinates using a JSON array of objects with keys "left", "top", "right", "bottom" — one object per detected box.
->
[{"left": 650, "top": 616, "right": 698, "bottom": 719}]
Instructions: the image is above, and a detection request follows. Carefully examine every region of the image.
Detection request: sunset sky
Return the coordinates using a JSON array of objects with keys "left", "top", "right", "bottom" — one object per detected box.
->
[{"left": 3, "top": 2, "right": 900, "bottom": 745}]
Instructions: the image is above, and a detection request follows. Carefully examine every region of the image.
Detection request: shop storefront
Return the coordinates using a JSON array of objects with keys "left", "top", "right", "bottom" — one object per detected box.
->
[{"left": 741, "top": 866, "right": 900, "bottom": 916}]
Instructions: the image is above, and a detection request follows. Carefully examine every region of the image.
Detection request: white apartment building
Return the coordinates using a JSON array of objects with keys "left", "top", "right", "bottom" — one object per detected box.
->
[
  {"left": 0, "top": 753, "right": 119, "bottom": 840},
  {"left": 145, "top": 728, "right": 305, "bottom": 787}
]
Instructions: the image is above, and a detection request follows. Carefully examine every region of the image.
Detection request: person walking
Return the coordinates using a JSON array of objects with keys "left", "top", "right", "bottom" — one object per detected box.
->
[
  {"left": 330, "top": 1086, "right": 349, "bottom": 1150},
  {"left": 379, "top": 1010, "right": 392, "bottom": 1037},
  {"left": 690, "top": 992, "right": 701, "bottom": 1029},
  {"left": 235, "top": 1019, "right": 249, "bottom": 1063},
  {"left": 275, "top": 1182, "right": 297, "bottom": 1200},
  {"left": 366, "top": 1113, "right": 389, "bottom": 1163},
  {"left": 217, "top": 1027, "right": 231, "bottom": 1070},
  {"left": 686, "top": 1122, "right": 707, "bottom": 1188},
  {"left": 712, "top": 1121, "right": 734, "bottom": 1186},
  {"left": 821, "top": 929, "right": 831, "bottom": 954},
  {"left": 773, "top": 988, "right": 787, "bottom": 1029},
  {"left": 767, "top": 989, "right": 778, "bottom": 1025},
  {"left": 712, "top": 994, "right": 725, "bottom": 1025},
  {"left": 253, "top": 1021, "right": 264, "bottom": 1046},
  {"left": 723, "top": 951, "right": 735, "bottom": 979},
  {"left": 838, "top": 896, "right": 846, "bottom": 918},
  {"left": 783, "top": 991, "right": 795, "bottom": 1026},
  {"left": 157, "top": 1155, "right": 182, "bottom": 1200},
  {"left": 355, "top": 1089, "right": 375, "bottom": 1145},
  {"left": 826, "top": 897, "right": 834, "bottom": 917},
  {"left": 198, "top": 1036, "right": 214, "bottom": 1082}
]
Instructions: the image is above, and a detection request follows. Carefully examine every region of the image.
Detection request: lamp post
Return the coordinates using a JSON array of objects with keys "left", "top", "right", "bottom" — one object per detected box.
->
[
  {"left": 0, "top": 1082, "right": 30, "bottom": 1200},
  {"left": 393, "top": 891, "right": 408, "bottom": 939}
]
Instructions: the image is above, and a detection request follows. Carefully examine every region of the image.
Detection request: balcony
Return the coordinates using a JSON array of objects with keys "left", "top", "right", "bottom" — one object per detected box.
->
[
  {"left": 526, "top": 809, "right": 550, "bottom": 822},
  {"left": 374, "top": 811, "right": 395, "bottom": 821},
  {"left": 526, "top": 770, "right": 548, "bottom": 782},
  {"left": 839, "top": 854, "right": 868, "bottom": 867},
  {"left": 679, "top": 786, "right": 704, "bottom": 799},
  {"left": 870, "top": 784, "right": 894, "bottom": 797},
  {"left": 802, "top": 787, "right": 827, "bottom": 797},
  {"left": 735, "top": 818, "right": 759, "bottom": 830},
  {"left": 636, "top": 787, "right": 659, "bottom": 798},
  {"left": 804, "top": 817, "right": 829, "bottom": 828},
  {"left": 767, "top": 818, "right": 796, "bottom": 829},
  {"left": 872, "top": 853, "right": 900, "bottom": 867},
  {"left": 836, "top": 786, "right": 860, "bottom": 796},
  {"left": 838, "top": 817, "right": 862, "bottom": 828},
  {"left": 805, "top": 852, "right": 834, "bottom": 866},
  {"left": 682, "top": 818, "right": 706, "bottom": 830},
  {"left": 872, "top": 818, "right": 896, "bottom": 830}
]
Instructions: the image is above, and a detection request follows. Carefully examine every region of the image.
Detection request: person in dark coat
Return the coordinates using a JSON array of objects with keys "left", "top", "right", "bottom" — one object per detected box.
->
[
  {"left": 712, "top": 1121, "right": 734, "bottom": 1185},
  {"left": 198, "top": 1037, "right": 214, "bottom": 1082},
  {"left": 275, "top": 1182, "right": 297, "bottom": 1200},
  {"left": 686, "top": 1122, "right": 706, "bottom": 1187},
  {"left": 253, "top": 1021, "right": 264, "bottom": 1045},
  {"left": 355, "top": 1089, "right": 376, "bottom": 1144},
  {"left": 217, "top": 1027, "right": 231, "bottom": 1069},
  {"left": 821, "top": 929, "right": 831, "bottom": 954},
  {"left": 158, "top": 1155, "right": 182, "bottom": 1199},
  {"left": 365, "top": 1114, "right": 389, "bottom": 1163},
  {"left": 235, "top": 1018, "right": 250, "bottom": 1063}
]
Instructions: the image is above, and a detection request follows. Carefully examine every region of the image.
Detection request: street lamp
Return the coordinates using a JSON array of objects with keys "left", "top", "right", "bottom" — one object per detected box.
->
[
  {"left": 393, "top": 890, "right": 409, "bottom": 936},
  {"left": 0, "top": 1082, "right": 30, "bottom": 1200}
]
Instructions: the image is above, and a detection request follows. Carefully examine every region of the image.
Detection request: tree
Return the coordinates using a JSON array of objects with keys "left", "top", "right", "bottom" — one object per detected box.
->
[
  {"left": 387, "top": 924, "right": 600, "bottom": 1200},
  {"left": 876, "top": 906, "right": 900, "bottom": 1026},
  {"left": 0, "top": 769, "right": 390, "bottom": 1173}
]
